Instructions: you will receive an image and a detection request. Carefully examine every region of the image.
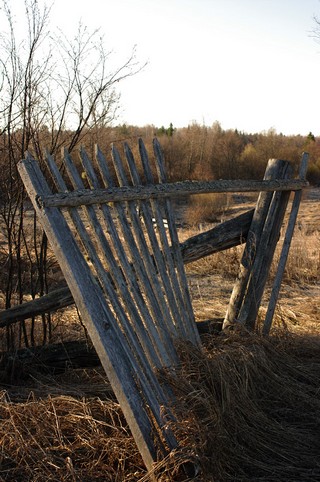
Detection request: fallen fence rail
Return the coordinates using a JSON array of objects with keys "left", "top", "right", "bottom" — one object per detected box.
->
[{"left": 0, "top": 209, "right": 254, "bottom": 328}]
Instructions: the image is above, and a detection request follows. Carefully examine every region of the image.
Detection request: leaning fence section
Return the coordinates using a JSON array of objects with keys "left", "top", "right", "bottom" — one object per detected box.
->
[
  {"left": 18, "top": 139, "right": 203, "bottom": 476},
  {"left": 17, "top": 140, "right": 308, "bottom": 477}
]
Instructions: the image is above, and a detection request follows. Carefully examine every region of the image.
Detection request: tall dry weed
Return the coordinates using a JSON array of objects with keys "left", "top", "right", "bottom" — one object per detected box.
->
[{"left": 273, "top": 228, "right": 320, "bottom": 284}]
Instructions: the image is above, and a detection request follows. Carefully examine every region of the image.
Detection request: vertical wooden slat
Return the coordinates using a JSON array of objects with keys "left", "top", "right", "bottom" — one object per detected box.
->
[
  {"left": 153, "top": 138, "right": 201, "bottom": 345},
  {"left": 93, "top": 146, "right": 179, "bottom": 365},
  {"left": 237, "top": 162, "right": 292, "bottom": 329},
  {"left": 263, "top": 152, "right": 309, "bottom": 335},
  {"left": 138, "top": 139, "right": 194, "bottom": 341},
  {"left": 62, "top": 149, "right": 174, "bottom": 368},
  {"left": 122, "top": 142, "right": 184, "bottom": 338},
  {"left": 46, "top": 151, "right": 171, "bottom": 407},
  {"left": 80, "top": 146, "right": 178, "bottom": 367},
  {"left": 109, "top": 145, "right": 180, "bottom": 362}
]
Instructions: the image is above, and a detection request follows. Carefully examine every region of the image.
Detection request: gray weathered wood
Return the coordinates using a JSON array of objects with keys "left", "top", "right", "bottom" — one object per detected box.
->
[
  {"left": 0, "top": 286, "right": 73, "bottom": 327},
  {"left": 115, "top": 144, "right": 184, "bottom": 350},
  {"left": 237, "top": 162, "right": 292, "bottom": 329},
  {"left": 152, "top": 138, "right": 201, "bottom": 345},
  {"left": 49, "top": 150, "right": 173, "bottom": 374},
  {"left": 18, "top": 139, "right": 306, "bottom": 475},
  {"left": 223, "top": 159, "right": 288, "bottom": 329},
  {"left": 138, "top": 139, "right": 198, "bottom": 344},
  {"left": 94, "top": 144, "right": 179, "bottom": 364},
  {"left": 18, "top": 153, "right": 179, "bottom": 472},
  {"left": 180, "top": 209, "right": 253, "bottom": 264},
  {"left": 37, "top": 178, "right": 308, "bottom": 208},
  {"left": 263, "top": 152, "right": 309, "bottom": 335},
  {"left": 78, "top": 147, "right": 177, "bottom": 368}
]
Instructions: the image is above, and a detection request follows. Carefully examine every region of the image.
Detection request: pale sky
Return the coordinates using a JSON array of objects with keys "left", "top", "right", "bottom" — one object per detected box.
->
[{"left": 13, "top": 1, "right": 320, "bottom": 134}]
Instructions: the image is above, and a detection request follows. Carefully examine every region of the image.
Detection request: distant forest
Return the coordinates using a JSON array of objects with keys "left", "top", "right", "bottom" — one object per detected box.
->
[{"left": 72, "top": 122, "right": 320, "bottom": 184}]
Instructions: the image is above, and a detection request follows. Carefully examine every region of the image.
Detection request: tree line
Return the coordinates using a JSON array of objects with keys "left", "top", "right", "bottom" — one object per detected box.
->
[
  {"left": 0, "top": 0, "right": 319, "bottom": 351},
  {"left": 94, "top": 122, "right": 319, "bottom": 184}
]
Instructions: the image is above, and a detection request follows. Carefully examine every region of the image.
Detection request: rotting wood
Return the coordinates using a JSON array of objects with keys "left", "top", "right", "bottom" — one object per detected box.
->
[
  {"left": 65, "top": 147, "right": 177, "bottom": 369},
  {"left": 180, "top": 208, "right": 254, "bottom": 264},
  {"left": 37, "top": 178, "right": 308, "bottom": 209},
  {"left": 0, "top": 340, "right": 101, "bottom": 380},
  {"left": 108, "top": 144, "right": 181, "bottom": 361},
  {"left": 17, "top": 139, "right": 307, "bottom": 477},
  {"left": 223, "top": 159, "right": 288, "bottom": 330},
  {"left": 0, "top": 209, "right": 254, "bottom": 328},
  {"left": 153, "top": 138, "right": 201, "bottom": 344},
  {"left": 0, "top": 286, "right": 73, "bottom": 327},
  {"left": 236, "top": 162, "right": 292, "bottom": 329},
  {"left": 263, "top": 152, "right": 309, "bottom": 335},
  {"left": 18, "top": 141, "right": 205, "bottom": 477}
]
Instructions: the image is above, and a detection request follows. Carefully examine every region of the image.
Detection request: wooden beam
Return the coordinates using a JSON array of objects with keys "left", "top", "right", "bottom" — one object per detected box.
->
[
  {"left": 0, "top": 209, "right": 254, "bottom": 328},
  {"left": 223, "top": 159, "right": 290, "bottom": 330},
  {"left": 0, "top": 286, "right": 74, "bottom": 327},
  {"left": 38, "top": 178, "right": 308, "bottom": 208}
]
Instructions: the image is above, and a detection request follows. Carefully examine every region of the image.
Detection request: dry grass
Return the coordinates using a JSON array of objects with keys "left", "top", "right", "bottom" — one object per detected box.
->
[
  {"left": 1, "top": 333, "right": 320, "bottom": 481},
  {"left": 0, "top": 392, "right": 144, "bottom": 481},
  {"left": 0, "top": 189, "right": 319, "bottom": 481},
  {"left": 184, "top": 193, "right": 229, "bottom": 225},
  {"left": 168, "top": 332, "right": 320, "bottom": 481}
]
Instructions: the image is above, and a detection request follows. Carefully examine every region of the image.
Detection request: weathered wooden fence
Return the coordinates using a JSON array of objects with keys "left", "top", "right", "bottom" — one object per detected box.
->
[{"left": 14, "top": 140, "right": 308, "bottom": 478}]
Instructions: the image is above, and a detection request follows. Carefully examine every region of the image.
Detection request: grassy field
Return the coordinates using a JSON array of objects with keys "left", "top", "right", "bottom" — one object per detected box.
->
[{"left": 0, "top": 188, "right": 319, "bottom": 481}]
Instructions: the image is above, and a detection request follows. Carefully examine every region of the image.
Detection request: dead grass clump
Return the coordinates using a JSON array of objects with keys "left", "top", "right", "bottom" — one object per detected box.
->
[
  {"left": 0, "top": 394, "right": 144, "bottom": 481},
  {"left": 185, "top": 193, "right": 229, "bottom": 225},
  {"left": 163, "top": 333, "right": 320, "bottom": 481},
  {"left": 278, "top": 228, "right": 320, "bottom": 284},
  {"left": 185, "top": 246, "right": 243, "bottom": 278}
]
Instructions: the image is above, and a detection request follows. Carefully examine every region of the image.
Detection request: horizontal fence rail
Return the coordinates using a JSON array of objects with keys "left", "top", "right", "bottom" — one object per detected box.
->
[{"left": 37, "top": 178, "right": 308, "bottom": 209}]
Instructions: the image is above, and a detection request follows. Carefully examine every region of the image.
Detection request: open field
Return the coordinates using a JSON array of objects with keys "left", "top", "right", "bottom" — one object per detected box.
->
[{"left": 0, "top": 188, "right": 319, "bottom": 481}]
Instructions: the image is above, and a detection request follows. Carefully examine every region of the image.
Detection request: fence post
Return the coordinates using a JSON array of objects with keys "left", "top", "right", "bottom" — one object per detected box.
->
[
  {"left": 223, "top": 159, "right": 290, "bottom": 330},
  {"left": 263, "top": 152, "right": 309, "bottom": 335}
]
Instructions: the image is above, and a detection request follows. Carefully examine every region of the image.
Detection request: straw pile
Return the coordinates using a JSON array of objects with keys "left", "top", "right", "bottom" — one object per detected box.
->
[{"left": 1, "top": 331, "right": 320, "bottom": 481}]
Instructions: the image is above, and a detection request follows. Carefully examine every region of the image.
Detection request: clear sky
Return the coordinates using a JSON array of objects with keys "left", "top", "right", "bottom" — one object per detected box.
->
[{"left": 14, "top": 1, "right": 320, "bottom": 134}]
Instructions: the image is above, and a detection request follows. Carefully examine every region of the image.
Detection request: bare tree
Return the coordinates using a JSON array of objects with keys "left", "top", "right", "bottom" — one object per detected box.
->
[{"left": 0, "top": 0, "right": 142, "bottom": 349}]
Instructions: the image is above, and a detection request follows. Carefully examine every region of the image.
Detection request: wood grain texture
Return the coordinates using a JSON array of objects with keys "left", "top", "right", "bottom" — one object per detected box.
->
[
  {"left": 38, "top": 178, "right": 308, "bottom": 208},
  {"left": 223, "top": 159, "right": 292, "bottom": 330}
]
